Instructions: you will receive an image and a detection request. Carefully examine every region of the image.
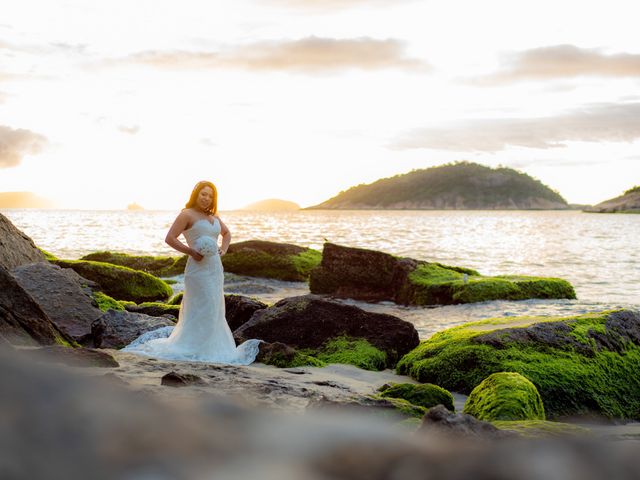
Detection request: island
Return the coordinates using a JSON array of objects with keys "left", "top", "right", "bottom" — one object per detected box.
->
[
  {"left": 241, "top": 198, "right": 300, "bottom": 211},
  {"left": 584, "top": 186, "right": 640, "bottom": 214},
  {"left": 307, "top": 162, "right": 568, "bottom": 210}
]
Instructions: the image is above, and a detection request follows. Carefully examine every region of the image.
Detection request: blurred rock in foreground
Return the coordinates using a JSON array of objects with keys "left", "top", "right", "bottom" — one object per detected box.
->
[{"left": 1, "top": 345, "right": 639, "bottom": 480}]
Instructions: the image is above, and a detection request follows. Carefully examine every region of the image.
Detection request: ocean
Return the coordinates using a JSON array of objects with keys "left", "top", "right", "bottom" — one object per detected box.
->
[{"left": 3, "top": 208, "right": 639, "bottom": 338}]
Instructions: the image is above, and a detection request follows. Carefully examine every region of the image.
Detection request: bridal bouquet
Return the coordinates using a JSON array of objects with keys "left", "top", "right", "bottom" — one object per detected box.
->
[{"left": 194, "top": 236, "right": 218, "bottom": 256}]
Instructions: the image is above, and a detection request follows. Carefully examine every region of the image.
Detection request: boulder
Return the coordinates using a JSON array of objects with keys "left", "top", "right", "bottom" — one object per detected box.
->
[
  {"left": 80, "top": 251, "right": 187, "bottom": 277},
  {"left": 91, "top": 310, "right": 175, "bottom": 349},
  {"left": 418, "top": 404, "right": 514, "bottom": 439},
  {"left": 397, "top": 309, "right": 640, "bottom": 419},
  {"left": 234, "top": 294, "right": 419, "bottom": 368},
  {"left": 463, "top": 372, "right": 545, "bottom": 421},
  {"left": 310, "top": 242, "right": 575, "bottom": 305},
  {"left": 225, "top": 294, "right": 268, "bottom": 331},
  {"left": 0, "top": 266, "right": 74, "bottom": 347},
  {"left": 12, "top": 262, "right": 103, "bottom": 343},
  {"left": 161, "top": 371, "right": 207, "bottom": 387},
  {"left": 222, "top": 240, "right": 321, "bottom": 281},
  {"left": 52, "top": 259, "right": 173, "bottom": 303},
  {"left": 378, "top": 383, "right": 455, "bottom": 411},
  {"left": 0, "top": 212, "right": 46, "bottom": 270}
]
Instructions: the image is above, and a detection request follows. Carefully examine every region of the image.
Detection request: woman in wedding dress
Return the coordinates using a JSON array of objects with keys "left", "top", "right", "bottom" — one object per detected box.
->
[{"left": 122, "top": 181, "right": 262, "bottom": 365}]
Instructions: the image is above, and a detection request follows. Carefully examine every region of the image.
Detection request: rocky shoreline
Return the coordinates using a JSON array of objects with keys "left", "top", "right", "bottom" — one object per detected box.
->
[{"left": 2, "top": 211, "right": 640, "bottom": 477}]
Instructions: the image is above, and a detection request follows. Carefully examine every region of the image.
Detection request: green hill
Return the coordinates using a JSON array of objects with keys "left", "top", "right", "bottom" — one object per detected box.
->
[
  {"left": 309, "top": 162, "right": 568, "bottom": 210},
  {"left": 584, "top": 185, "right": 640, "bottom": 213}
]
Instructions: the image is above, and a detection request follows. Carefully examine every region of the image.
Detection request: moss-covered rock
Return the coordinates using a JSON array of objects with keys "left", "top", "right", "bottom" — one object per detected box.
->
[
  {"left": 256, "top": 341, "right": 326, "bottom": 368},
  {"left": 167, "top": 292, "right": 184, "bottom": 305},
  {"left": 407, "top": 266, "right": 576, "bottom": 305},
  {"left": 310, "top": 242, "right": 575, "bottom": 305},
  {"left": 378, "top": 382, "right": 455, "bottom": 411},
  {"left": 92, "top": 291, "right": 126, "bottom": 312},
  {"left": 125, "top": 302, "right": 180, "bottom": 319},
  {"left": 463, "top": 372, "right": 545, "bottom": 421},
  {"left": 313, "top": 336, "right": 387, "bottom": 371},
  {"left": 222, "top": 240, "right": 321, "bottom": 281},
  {"left": 396, "top": 309, "right": 640, "bottom": 420},
  {"left": 256, "top": 336, "right": 387, "bottom": 371},
  {"left": 53, "top": 259, "right": 172, "bottom": 303},
  {"left": 80, "top": 251, "right": 187, "bottom": 277},
  {"left": 234, "top": 294, "right": 419, "bottom": 368}
]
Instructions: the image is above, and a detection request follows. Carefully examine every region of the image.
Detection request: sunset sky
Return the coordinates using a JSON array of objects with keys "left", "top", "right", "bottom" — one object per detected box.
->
[{"left": 1, "top": 0, "right": 639, "bottom": 210}]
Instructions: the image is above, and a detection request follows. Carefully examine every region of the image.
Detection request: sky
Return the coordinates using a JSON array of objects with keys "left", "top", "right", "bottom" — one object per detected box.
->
[{"left": 0, "top": 0, "right": 639, "bottom": 210}]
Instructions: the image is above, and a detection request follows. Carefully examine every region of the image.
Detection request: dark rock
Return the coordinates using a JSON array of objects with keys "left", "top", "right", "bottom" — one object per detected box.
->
[
  {"left": 91, "top": 310, "right": 174, "bottom": 349},
  {"left": 234, "top": 294, "right": 419, "bottom": 367},
  {"left": 310, "top": 242, "right": 403, "bottom": 302},
  {"left": 125, "top": 302, "right": 179, "bottom": 319},
  {"left": 419, "top": 404, "right": 514, "bottom": 439},
  {"left": 12, "top": 262, "right": 103, "bottom": 342},
  {"left": 161, "top": 371, "right": 207, "bottom": 387},
  {"left": 0, "top": 212, "right": 46, "bottom": 271},
  {"left": 0, "top": 265, "right": 74, "bottom": 346},
  {"left": 25, "top": 345, "right": 119, "bottom": 368},
  {"left": 225, "top": 294, "right": 267, "bottom": 331}
]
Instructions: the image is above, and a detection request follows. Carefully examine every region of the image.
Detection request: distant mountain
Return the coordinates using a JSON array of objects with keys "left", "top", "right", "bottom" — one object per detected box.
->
[
  {"left": 242, "top": 199, "right": 300, "bottom": 211},
  {"left": 584, "top": 185, "right": 640, "bottom": 213},
  {"left": 308, "top": 162, "right": 568, "bottom": 210},
  {"left": 0, "top": 192, "right": 54, "bottom": 209}
]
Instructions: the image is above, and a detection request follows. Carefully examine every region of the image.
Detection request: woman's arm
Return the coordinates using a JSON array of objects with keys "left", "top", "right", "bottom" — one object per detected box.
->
[
  {"left": 165, "top": 211, "right": 203, "bottom": 261},
  {"left": 217, "top": 216, "right": 231, "bottom": 255}
]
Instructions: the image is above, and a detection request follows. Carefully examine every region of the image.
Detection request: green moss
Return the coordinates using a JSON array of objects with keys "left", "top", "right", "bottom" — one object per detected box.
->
[
  {"left": 463, "top": 372, "right": 545, "bottom": 421},
  {"left": 379, "top": 397, "right": 428, "bottom": 419},
  {"left": 260, "top": 348, "right": 326, "bottom": 368},
  {"left": 379, "top": 382, "right": 455, "bottom": 411},
  {"left": 167, "top": 292, "right": 184, "bottom": 305},
  {"left": 135, "top": 302, "right": 181, "bottom": 317},
  {"left": 407, "top": 264, "right": 576, "bottom": 305},
  {"left": 52, "top": 259, "right": 172, "bottom": 303},
  {"left": 314, "top": 336, "right": 387, "bottom": 371},
  {"left": 92, "top": 291, "right": 126, "bottom": 312},
  {"left": 80, "top": 251, "right": 187, "bottom": 277},
  {"left": 492, "top": 420, "right": 590, "bottom": 438},
  {"left": 396, "top": 310, "right": 640, "bottom": 420},
  {"left": 39, "top": 248, "right": 58, "bottom": 261},
  {"left": 222, "top": 247, "right": 321, "bottom": 281}
]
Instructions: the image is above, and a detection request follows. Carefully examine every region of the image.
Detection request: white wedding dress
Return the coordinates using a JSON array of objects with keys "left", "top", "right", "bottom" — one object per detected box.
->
[{"left": 122, "top": 218, "right": 262, "bottom": 365}]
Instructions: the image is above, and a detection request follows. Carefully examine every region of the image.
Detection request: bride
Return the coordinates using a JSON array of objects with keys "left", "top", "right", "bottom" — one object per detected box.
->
[{"left": 122, "top": 180, "right": 262, "bottom": 365}]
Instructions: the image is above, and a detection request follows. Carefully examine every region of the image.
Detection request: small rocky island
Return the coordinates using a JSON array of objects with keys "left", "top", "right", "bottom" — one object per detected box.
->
[
  {"left": 308, "top": 161, "right": 569, "bottom": 210},
  {"left": 584, "top": 186, "right": 640, "bottom": 213}
]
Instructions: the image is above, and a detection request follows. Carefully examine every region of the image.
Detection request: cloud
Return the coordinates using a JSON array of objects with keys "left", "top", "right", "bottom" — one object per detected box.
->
[
  {"left": 392, "top": 102, "right": 640, "bottom": 152},
  {"left": 117, "top": 36, "right": 430, "bottom": 73},
  {"left": 0, "top": 125, "right": 48, "bottom": 168},
  {"left": 117, "top": 125, "right": 140, "bottom": 135},
  {"left": 470, "top": 45, "right": 640, "bottom": 85}
]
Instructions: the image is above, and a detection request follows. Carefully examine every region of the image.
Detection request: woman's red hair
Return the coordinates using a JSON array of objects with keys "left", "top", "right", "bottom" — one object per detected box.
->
[{"left": 184, "top": 181, "right": 217, "bottom": 215}]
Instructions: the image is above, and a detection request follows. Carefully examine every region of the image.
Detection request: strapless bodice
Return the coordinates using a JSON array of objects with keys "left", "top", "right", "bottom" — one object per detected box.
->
[{"left": 182, "top": 218, "right": 220, "bottom": 248}]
